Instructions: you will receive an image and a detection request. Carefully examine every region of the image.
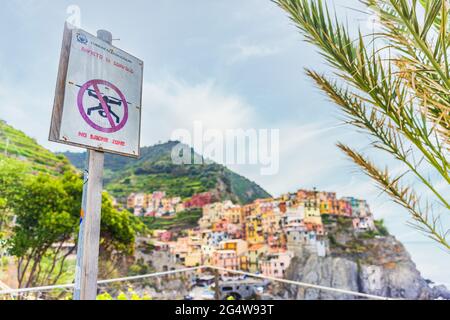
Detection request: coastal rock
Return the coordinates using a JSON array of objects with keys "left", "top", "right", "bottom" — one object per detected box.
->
[{"left": 280, "top": 236, "right": 448, "bottom": 300}]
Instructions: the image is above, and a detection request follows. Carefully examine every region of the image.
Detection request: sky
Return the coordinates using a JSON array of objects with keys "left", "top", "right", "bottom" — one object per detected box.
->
[{"left": 0, "top": 0, "right": 449, "bottom": 287}]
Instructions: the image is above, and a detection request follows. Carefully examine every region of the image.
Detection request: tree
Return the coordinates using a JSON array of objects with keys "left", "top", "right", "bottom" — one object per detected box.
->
[
  {"left": 0, "top": 158, "right": 28, "bottom": 240},
  {"left": 4, "top": 168, "right": 146, "bottom": 288},
  {"left": 7, "top": 173, "right": 78, "bottom": 288},
  {"left": 98, "top": 192, "right": 147, "bottom": 278},
  {"left": 276, "top": 0, "right": 449, "bottom": 249}
]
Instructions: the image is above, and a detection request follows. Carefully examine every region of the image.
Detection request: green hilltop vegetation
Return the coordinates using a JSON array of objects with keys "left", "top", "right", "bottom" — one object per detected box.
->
[
  {"left": 142, "top": 208, "right": 203, "bottom": 231},
  {"left": 0, "top": 120, "right": 70, "bottom": 175},
  {"left": 63, "top": 141, "right": 272, "bottom": 205}
]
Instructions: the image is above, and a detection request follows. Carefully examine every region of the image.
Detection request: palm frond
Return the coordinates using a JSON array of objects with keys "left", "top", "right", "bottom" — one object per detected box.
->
[
  {"left": 338, "top": 143, "right": 449, "bottom": 250},
  {"left": 276, "top": 0, "right": 450, "bottom": 249}
]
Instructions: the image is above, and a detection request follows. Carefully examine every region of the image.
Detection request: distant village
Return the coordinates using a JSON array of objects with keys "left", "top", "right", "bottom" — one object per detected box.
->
[
  {"left": 127, "top": 191, "right": 212, "bottom": 217},
  {"left": 126, "top": 189, "right": 376, "bottom": 279}
]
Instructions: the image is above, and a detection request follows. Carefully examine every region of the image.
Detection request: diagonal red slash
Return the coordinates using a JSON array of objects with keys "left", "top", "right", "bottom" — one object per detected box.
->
[{"left": 92, "top": 83, "right": 117, "bottom": 129}]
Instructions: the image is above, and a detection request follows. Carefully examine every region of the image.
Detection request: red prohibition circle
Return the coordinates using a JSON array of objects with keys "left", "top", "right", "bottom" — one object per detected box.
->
[{"left": 77, "top": 79, "right": 129, "bottom": 133}]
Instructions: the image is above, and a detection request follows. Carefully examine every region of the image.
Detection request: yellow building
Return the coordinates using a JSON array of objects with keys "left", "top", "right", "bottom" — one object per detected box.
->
[
  {"left": 245, "top": 216, "right": 264, "bottom": 244},
  {"left": 221, "top": 239, "right": 248, "bottom": 256},
  {"left": 218, "top": 240, "right": 249, "bottom": 271},
  {"left": 240, "top": 256, "right": 249, "bottom": 271},
  {"left": 261, "top": 210, "right": 282, "bottom": 235},
  {"left": 185, "top": 251, "right": 202, "bottom": 267},
  {"left": 304, "top": 202, "right": 322, "bottom": 225},
  {"left": 184, "top": 230, "right": 203, "bottom": 267},
  {"left": 223, "top": 206, "right": 243, "bottom": 225}
]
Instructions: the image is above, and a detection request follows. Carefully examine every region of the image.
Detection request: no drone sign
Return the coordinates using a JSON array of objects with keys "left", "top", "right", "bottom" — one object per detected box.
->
[{"left": 49, "top": 24, "right": 143, "bottom": 158}]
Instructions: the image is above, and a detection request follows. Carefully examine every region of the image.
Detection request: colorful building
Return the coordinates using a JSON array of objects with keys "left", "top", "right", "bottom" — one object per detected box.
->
[
  {"left": 185, "top": 192, "right": 213, "bottom": 209},
  {"left": 259, "top": 251, "right": 294, "bottom": 279},
  {"left": 220, "top": 239, "right": 248, "bottom": 256},
  {"left": 338, "top": 199, "right": 353, "bottom": 217},
  {"left": 223, "top": 205, "right": 243, "bottom": 225},
  {"left": 304, "top": 201, "right": 322, "bottom": 226},
  {"left": 247, "top": 244, "right": 269, "bottom": 272},
  {"left": 211, "top": 250, "right": 239, "bottom": 270},
  {"left": 245, "top": 215, "right": 264, "bottom": 245}
]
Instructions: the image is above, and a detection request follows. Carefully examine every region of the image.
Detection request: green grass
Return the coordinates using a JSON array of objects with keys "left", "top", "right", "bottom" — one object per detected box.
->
[
  {"left": 321, "top": 214, "right": 336, "bottom": 225},
  {"left": 374, "top": 219, "right": 389, "bottom": 236},
  {"left": 107, "top": 174, "right": 210, "bottom": 200},
  {"left": 38, "top": 254, "right": 76, "bottom": 286},
  {"left": 141, "top": 209, "right": 202, "bottom": 231},
  {"left": 0, "top": 256, "right": 9, "bottom": 274},
  {"left": 336, "top": 216, "right": 353, "bottom": 230}
]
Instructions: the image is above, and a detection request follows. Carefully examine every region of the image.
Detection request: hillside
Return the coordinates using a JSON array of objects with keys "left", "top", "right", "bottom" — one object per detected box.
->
[
  {"left": 0, "top": 120, "right": 70, "bottom": 175},
  {"left": 63, "top": 141, "right": 271, "bottom": 205},
  {"left": 0, "top": 120, "right": 270, "bottom": 205}
]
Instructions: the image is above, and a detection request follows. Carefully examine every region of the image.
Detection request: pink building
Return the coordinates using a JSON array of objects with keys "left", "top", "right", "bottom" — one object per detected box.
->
[
  {"left": 152, "top": 191, "right": 166, "bottom": 200},
  {"left": 338, "top": 199, "right": 353, "bottom": 217},
  {"left": 159, "top": 231, "right": 172, "bottom": 242},
  {"left": 211, "top": 250, "right": 239, "bottom": 270},
  {"left": 170, "top": 237, "right": 189, "bottom": 263},
  {"left": 259, "top": 251, "right": 294, "bottom": 279},
  {"left": 153, "top": 241, "right": 169, "bottom": 251},
  {"left": 184, "top": 192, "right": 213, "bottom": 209},
  {"left": 305, "top": 222, "right": 325, "bottom": 236}
]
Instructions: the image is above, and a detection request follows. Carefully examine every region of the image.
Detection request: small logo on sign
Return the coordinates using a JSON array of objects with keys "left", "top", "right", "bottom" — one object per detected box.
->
[{"left": 76, "top": 33, "right": 88, "bottom": 44}]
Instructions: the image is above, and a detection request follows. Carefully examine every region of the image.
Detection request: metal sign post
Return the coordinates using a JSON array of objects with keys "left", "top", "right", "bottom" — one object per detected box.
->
[
  {"left": 73, "top": 30, "right": 111, "bottom": 301},
  {"left": 49, "top": 24, "right": 143, "bottom": 300},
  {"left": 74, "top": 149, "right": 104, "bottom": 300}
]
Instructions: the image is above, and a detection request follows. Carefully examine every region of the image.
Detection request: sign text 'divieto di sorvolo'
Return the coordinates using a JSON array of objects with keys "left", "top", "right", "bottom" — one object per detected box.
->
[{"left": 49, "top": 24, "right": 143, "bottom": 158}]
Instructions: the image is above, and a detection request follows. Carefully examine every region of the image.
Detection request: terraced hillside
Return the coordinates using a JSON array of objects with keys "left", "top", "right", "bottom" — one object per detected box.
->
[
  {"left": 0, "top": 120, "right": 70, "bottom": 175},
  {"left": 0, "top": 120, "right": 271, "bottom": 205},
  {"left": 64, "top": 141, "right": 272, "bottom": 205}
]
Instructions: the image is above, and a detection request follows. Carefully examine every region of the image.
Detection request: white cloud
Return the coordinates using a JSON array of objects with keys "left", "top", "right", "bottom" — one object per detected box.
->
[
  {"left": 140, "top": 76, "right": 255, "bottom": 146},
  {"left": 0, "top": 81, "right": 52, "bottom": 146},
  {"left": 227, "top": 40, "right": 282, "bottom": 64},
  {"left": 228, "top": 121, "right": 352, "bottom": 196}
]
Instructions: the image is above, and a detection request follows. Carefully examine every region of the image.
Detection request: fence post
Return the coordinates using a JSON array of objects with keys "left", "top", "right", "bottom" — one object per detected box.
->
[{"left": 214, "top": 269, "right": 220, "bottom": 300}]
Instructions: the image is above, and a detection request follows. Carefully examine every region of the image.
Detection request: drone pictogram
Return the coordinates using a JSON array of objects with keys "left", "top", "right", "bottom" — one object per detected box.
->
[
  {"left": 77, "top": 85, "right": 122, "bottom": 124},
  {"left": 76, "top": 79, "right": 129, "bottom": 133}
]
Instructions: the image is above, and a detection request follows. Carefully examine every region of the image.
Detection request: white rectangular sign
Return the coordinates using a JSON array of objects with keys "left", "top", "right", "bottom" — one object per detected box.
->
[{"left": 50, "top": 24, "right": 143, "bottom": 158}]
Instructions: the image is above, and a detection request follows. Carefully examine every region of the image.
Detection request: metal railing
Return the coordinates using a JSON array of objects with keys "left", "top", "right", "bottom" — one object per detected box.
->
[{"left": 0, "top": 266, "right": 393, "bottom": 300}]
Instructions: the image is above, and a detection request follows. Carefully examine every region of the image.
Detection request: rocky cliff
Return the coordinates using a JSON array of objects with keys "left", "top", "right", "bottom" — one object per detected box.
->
[{"left": 276, "top": 218, "right": 450, "bottom": 300}]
